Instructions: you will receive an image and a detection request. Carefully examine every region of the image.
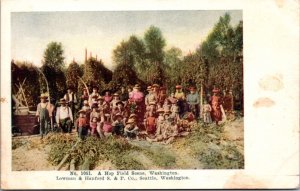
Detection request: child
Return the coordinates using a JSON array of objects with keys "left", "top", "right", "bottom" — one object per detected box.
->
[
  {"left": 155, "top": 108, "right": 165, "bottom": 136},
  {"left": 124, "top": 118, "right": 139, "bottom": 140},
  {"left": 89, "top": 103, "right": 100, "bottom": 122},
  {"left": 145, "top": 111, "right": 156, "bottom": 135},
  {"left": 202, "top": 99, "right": 212, "bottom": 125},
  {"left": 75, "top": 110, "right": 88, "bottom": 140},
  {"left": 102, "top": 113, "right": 113, "bottom": 134},
  {"left": 163, "top": 99, "right": 171, "bottom": 112},
  {"left": 112, "top": 113, "right": 125, "bottom": 136},
  {"left": 90, "top": 117, "right": 98, "bottom": 137}
]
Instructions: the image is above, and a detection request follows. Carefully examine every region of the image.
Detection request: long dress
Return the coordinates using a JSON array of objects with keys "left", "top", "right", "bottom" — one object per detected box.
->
[{"left": 211, "top": 95, "right": 222, "bottom": 122}]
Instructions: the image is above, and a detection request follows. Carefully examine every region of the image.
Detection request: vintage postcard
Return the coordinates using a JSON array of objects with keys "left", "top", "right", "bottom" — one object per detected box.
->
[{"left": 1, "top": 0, "right": 299, "bottom": 189}]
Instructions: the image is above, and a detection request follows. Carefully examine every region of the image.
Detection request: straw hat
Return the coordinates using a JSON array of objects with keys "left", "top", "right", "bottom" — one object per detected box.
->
[
  {"left": 97, "top": 96, "right": 104, "bottom": 101},
  {"left": 147, "top": 86, "right": 152, "bottom": 91},
  {"left": 129, "top": 113, "right": 137, "bottom": 118},
  {"left": 113, "top": 93, "right": 119, "bottom": 97},
  {"left": 78, "top": 109, "right": 86, "bottom": 114},
  {"left": 157, "top": 108, "right": 165, "bottom": 113},
  {"left": 149, "top": 101, "right": 156, "bottom": 106},
  {"left": 126, "top": 118, "right": 135, "bottom": 124},
  {"left": 152, "top": 84, "right": 159, "bottom": 88},
  {"left": 39, "top": 93, "right": 48, "bottom": 99}
]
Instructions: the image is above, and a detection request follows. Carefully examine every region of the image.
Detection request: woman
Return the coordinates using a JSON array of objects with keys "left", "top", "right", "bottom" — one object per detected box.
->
[{"left": 211, "top": 88, "right": 223, "bottom": 125}]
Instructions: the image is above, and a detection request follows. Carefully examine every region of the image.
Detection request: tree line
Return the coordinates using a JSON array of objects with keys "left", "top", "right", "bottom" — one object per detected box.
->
[{"left": 11, "top": 13, "right": 243, "bottom": 110}]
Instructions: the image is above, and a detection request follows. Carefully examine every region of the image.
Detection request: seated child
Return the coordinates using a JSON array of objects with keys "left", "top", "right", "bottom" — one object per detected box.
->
[
  {"left": 145, "top": 111, "right": 156, "bottom": 135},
  {"left": 124, "top": 118, "right": 139, "bottom": 140}
]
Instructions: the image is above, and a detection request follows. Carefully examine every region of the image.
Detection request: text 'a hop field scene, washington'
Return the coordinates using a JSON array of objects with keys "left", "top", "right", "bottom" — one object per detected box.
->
[{"left": 11, "top": 11, "right": 243, "bottom": 170}]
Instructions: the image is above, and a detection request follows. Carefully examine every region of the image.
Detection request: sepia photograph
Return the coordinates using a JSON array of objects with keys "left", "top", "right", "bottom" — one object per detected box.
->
[
  {"left": 1, "top": 0, "right": 299, "bottom": 189},
  {"left": 11, "top": 10, "right": 244, "bottom": 171}
]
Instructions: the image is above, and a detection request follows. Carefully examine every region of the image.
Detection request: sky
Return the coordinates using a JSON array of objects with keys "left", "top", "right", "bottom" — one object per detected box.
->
[{"left": 11, "top": 10, "right": 242, "bottom": 70}]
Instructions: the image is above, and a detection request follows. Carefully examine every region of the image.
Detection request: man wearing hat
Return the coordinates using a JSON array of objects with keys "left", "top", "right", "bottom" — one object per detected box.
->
[
  {"left": 56, "top": 98, "right": 73, "bottom": 133},
  {"left": 158, "top": 86, "right": 167, "bottom": 105},
  {"left": 186, "top": 86, "right": 200, "bottom": 119},
  {"left": 124, "top": 118, "right": 139, "bottom": 140},
  {"left": 145, "top": 86, "right": 157, "bottom": 108},
  {"left": 64, "top": 86, "right": 78, "bottom": 123},
  {"left": 174, "top": 85, "right": 186, "bottom": 117},
  {"left": 112, "top": 113, "right": 125, "bottom": 136},
  {"left": 211, "top": 88, "right": 223, "bottom": 125},
  {"left": 36, "top": 93, "right": 53, "bottom": 138}
]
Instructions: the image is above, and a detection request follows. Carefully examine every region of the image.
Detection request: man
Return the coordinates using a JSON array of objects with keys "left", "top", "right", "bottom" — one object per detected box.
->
[
  {"left": 64, "top": 87, "right": 78, "bottom": 122},
  {"left": 89, "top": 87, "right": 99, "bottom": 106},
  {"left": 56, "top": 98, "right": 73, "bottom": 133},
  {"left": 145, "top": 86, "right": 157, "bottom": 109},
  {"left": 186, "top": 86, "right": 200, "bottom": 119},
  {"left": 174, "top": 85, "right": 185, "bottom": 117},
  {"left": 36, "top": 93, "right": 53, "bottom": 139},
  {"left": 119, "top": 86, "right": 129, "bottom": 106}
]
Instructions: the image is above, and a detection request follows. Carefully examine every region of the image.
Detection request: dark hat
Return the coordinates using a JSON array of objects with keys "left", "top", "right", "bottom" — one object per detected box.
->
[
  {"left": 160, "top": 87, "right": 166, "bottom": 90},
  {"left": 91, "top": 103, "right": 98, "bottom": 109},
  {"left": 92, "top": 86, "right": 99, "bottom": 90},
  {"left": 59, "top": 98, "right": 67, "bottom": 104},
  {"left": 116, "top": 101, "right": 124, "bottom": 106},
  {"left": 190, "top": 87, "right": 196, "bottom": 91}
]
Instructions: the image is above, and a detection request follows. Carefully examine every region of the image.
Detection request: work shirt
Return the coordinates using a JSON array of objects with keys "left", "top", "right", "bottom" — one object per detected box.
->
[
  {"left": 186, "top": 93, "right": 200, "bottom": 105},
  {"left": 56, "top": 106, "right": 73, "bottom": 123},
  {"left": 64, "top": 93, "right": 77, "bottom": 103},
  {"left": 175, "top": 92, "right": 185, "bottom": 100}
]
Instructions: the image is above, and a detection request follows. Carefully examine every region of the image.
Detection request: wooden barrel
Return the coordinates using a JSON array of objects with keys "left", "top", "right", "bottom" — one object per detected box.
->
[{"left": 12, "top": 114, "right": 39, "bottom": 135}]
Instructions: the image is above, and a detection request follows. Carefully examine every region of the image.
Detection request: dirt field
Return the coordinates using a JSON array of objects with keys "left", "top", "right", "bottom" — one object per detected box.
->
[{"left": 12, "top": 118, "right": 244, "bottom": 171}]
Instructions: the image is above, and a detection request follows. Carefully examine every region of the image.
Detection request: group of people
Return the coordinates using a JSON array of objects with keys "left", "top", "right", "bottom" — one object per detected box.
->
[{"left": 36, "top": 83, "right": 233, "bottom": 143}]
